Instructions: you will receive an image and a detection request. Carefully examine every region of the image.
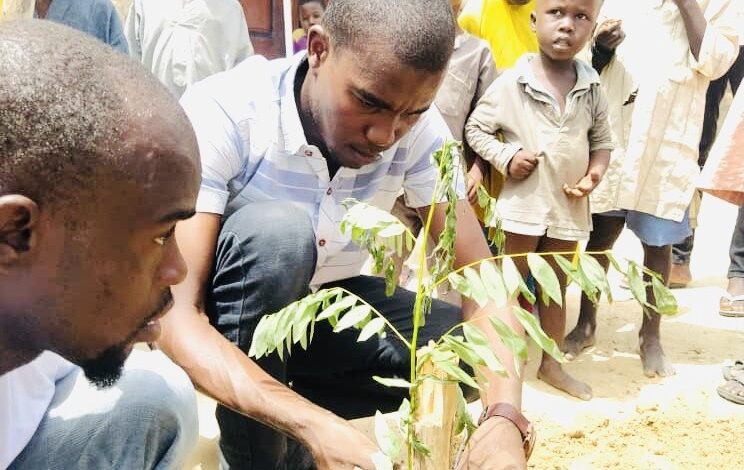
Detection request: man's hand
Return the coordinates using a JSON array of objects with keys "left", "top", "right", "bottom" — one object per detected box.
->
[
  {"left": 563, "top": 171, "right": 602, "bottom": 198},
  {"left": 467, "top": 162, "right": 485, "bottom": 204},
  {"left": 309, "top": 418, "right": 380, "bottom": 470},
  {"left": 456, "top": 417, "right": 527, "bottom": 470},
  {"left": 507, "top": 150, "right": 539, "bottom": 180},
  {"left": 595, "top": 19, "right": 625, "bottom": 50}
]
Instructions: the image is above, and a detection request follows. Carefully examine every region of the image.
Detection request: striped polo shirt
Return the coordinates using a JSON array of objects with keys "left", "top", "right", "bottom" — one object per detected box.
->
[{"left": 180, "top": 53, "right": 464, "bottom": 287}]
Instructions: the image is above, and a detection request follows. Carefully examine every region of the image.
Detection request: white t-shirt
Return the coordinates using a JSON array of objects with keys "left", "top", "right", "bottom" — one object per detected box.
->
[{"left": 0, "top": 352, "right": 76, "bottom": 468}]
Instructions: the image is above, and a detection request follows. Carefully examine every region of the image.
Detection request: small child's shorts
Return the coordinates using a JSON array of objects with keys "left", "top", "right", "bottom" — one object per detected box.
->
[
  {"left": 598, "top": 209, "right": 692, "bottom": 247},
  {"left": 501, "top": 219, "right": 589, "bottom": 242}
]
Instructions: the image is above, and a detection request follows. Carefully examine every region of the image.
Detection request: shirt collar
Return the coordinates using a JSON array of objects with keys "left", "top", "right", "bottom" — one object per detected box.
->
[
  {"left": 515, "top": 53, "right": 599, "bottom": 95},
  {"left": 278, "top": 52, "right": 312, "bottom": 155}
]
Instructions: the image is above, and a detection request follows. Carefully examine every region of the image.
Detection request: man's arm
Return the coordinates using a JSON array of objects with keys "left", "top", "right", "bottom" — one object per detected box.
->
[
  {"left": 157, "top": 213, "right": 379, "bottom": 470},
  {"left": 673, "top": 0, "right": 707, "bottom": 60}
]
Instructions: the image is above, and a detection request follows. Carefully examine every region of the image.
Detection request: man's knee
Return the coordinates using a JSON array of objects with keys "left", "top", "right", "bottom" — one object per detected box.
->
[
  {"left": 217, "top": 201, "right": 317, "bottom": 284},
  {"left": 116, "top": 350, "right": 199, "bottom": 463}
]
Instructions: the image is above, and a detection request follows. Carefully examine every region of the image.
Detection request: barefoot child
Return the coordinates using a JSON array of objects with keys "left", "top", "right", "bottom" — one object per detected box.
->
[{"left": 466, "top": 0, "right": 612, "bottom": 400}]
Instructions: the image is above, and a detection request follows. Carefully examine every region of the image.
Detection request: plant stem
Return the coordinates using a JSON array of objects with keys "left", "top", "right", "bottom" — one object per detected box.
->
[{"left": 407, "top": 181, "right": 442, "bottom": 469}]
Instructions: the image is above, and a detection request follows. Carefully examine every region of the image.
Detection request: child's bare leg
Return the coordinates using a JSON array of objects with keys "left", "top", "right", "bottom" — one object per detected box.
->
[
  {"left": 564, "top": 215, "right": 625, "bottom": 359},
  {"left": 639, "top": 243, "right": 676, "bottom": 377},
  {"left": 503, "top": 231, "right": 541, "bottom": 277},
  {"left": 535, "top": 237, "right": 592, "bottom": 400}
]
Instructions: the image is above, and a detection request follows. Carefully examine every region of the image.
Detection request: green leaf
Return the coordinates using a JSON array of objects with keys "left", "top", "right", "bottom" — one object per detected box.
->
[
  {"left": 441, "top": 336, "right": 483, "bottom": 371},
  {"left": 317, "top": 295, "right": 357, "bottom": 321},
  {"left": 374, "top": 410, "right": 401, "bottom": 459},
  {"left": 334, "top": 304, "right": 371, "bottom": 332},
  {"left": 553, "top": 254, "right": 598, "bottom": 303},
  {"left": 488, "top": 315, "right": 529, "bottom": 362},
  {"left": 527, "top": 253, "right": 563, "bottom": 306},
  {"left": 248, "top": 314, "right": 274, "bottom": 358},
  {"left": 501, "top": 256, "right": 522, "bottom": 297},
  {"left": 373, "top": 376, "right": 413, "bottom": 389},
  {"left": 578, "top": 253, "right": 612, "bottom": 303},
  {"left": 434, "top": 358, "right": 480, "bottom": 390},
  {"left": 512, "top": 305, "right": 563, "bottom": 362},
  {"left": 626, "top": 262, "right": 648, "bottom": 307},
  {"left": 463, "top": 267, "right": 489, "bottom": 307},
  {"left": 480, "top": 260, "right": 508, "bottom": 307},
  {"left": 454, "top": 385, "right": 477, "bottom": 436},
  {"left": 463, "top": 323, "right": 489, "bottom": 347},
  {"left": 605, "top": 250, "right": 624, "bottom": 273},
  {"left": 651, "top": 276, "right": 678, "bottom": 315},
  {"left": 447, "top": 272, "right": 472, "bottom": 298},
  {"left": 358, "top": 317, "right": 386, "bottom": 342}
]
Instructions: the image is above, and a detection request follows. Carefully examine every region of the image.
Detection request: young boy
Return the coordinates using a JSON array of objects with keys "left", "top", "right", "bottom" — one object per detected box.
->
[
  {"left": 466, "top": 0, "right": 612, "bottom": 400},
  {"left": 292, "top": 0, "right": 324, "bottom": 53}
]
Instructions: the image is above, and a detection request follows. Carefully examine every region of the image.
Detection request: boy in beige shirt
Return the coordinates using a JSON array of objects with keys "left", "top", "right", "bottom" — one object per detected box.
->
[{"left": 466, "top": 0, "right": 612, "bottom": 400}]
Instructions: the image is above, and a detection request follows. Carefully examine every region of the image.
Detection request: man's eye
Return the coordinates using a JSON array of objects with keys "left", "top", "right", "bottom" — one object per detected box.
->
[
  {"left": 154, "top": 227, "right": 176, "bottom": 246},
  {"left": 357, "top": 96, "right": 375, "bottom": 109}
]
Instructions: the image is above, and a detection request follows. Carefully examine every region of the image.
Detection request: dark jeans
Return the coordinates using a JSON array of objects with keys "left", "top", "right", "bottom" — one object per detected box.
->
[
  {"left": 729, "top": 205, "right": 744, "bottom": 279},
  {"left": 206, "top": 201, "right": 463, "bottom": 470},
  {"left": 673, "top": 45, "right": 744, "bottom": 265}
]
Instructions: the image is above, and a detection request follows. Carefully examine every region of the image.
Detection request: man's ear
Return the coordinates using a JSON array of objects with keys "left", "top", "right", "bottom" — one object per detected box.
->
[
  {"left": 530, "top": 12, "right": 537, "bottom": 33},
  {"left": 306, "top": 25, "right": 331, "bottom": 70},
  {"left": 0, "top": 195, "right": 39, "bottom": 267}
]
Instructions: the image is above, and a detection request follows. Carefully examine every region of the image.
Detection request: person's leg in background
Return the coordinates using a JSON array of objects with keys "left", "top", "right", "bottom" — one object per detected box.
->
[
  {"left": 720, "top": 205, "right": 744, "bottom": 317},
  {"left": 9, "top": 350, "right": 198, "bottom": 470},
  {"left": 563, "top": 214, "right": 626, "bottom": 359}
]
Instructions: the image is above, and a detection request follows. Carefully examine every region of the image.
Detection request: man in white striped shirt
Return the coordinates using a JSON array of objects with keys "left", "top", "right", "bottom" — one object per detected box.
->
[{"left": 162, "top": 0, "right": 529, "bottom": 468}]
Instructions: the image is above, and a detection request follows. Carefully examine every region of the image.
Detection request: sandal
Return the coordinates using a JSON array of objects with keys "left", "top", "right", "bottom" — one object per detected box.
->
[
  {"left": 717, "top": 375, "right": 744, "bottom": 405},
  {"left": 723, "top": 361, "right": 744, "bottom": 381},
  {"left": 719, "top": 293, "right": 744, "bottom": 317}
]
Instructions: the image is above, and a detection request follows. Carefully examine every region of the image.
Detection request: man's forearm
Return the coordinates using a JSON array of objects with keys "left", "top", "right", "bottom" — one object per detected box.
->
[
  {"left": 675, "top": 0, "right": 706, "bottom": 60},
  {"left": 157, "top": 304, "right": 340, "bottom": 448},
  {"left": 587, "top": 149, "right": 611, "bottom": 180}
]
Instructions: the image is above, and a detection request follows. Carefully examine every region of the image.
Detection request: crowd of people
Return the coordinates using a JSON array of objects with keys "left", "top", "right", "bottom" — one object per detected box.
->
[{"left": 1, "top": 0, "right": 743, "bottom": 469}]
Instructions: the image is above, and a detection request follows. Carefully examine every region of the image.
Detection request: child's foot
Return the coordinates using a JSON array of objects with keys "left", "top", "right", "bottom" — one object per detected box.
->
[
  {"left": 562, "top": 323, "right": 596, "bottom": 360},
  {"left": 538, "top": 362, "right": 593, "bottom": 400},
  {"left": 639, "top": 334, "right": 675, "bottom": 377}
]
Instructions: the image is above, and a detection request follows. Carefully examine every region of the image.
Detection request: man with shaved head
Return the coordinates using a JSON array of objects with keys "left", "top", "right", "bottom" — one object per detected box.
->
[
  {"left": 0, "top": 19, "right": 200, "bottom": 468},
  {"left": 166, "top": 0, "right": 531, "bottom": 468}
]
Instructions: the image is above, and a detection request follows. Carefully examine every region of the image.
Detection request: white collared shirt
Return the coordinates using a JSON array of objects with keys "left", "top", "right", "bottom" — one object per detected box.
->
[
  {"left": 180, "top": 53, "right": 463, "bottom": 288},
  {"left": 0, "top": 352, "right": 76, "bottom": 468}
]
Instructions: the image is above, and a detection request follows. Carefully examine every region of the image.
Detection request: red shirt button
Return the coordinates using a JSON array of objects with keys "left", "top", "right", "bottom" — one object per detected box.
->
[
  {"left": 326, "top": 188, "right": 333, "bottom": 195},
  {"left": 318, "top": 239, "right": 326, "bottom": 247},
  {"left": 304, "top": 150, "right": 313, "bottom": 157}
]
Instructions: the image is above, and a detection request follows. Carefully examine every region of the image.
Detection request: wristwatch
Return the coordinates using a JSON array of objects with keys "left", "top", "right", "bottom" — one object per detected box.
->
[{"left": 478, "top": 403, "right": 536, "bottom": 460}]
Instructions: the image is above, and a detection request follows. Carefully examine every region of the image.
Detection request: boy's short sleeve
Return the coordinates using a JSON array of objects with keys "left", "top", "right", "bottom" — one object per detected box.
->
[{"left": 589, "top": 84, "right": 615, "bottom": 153}]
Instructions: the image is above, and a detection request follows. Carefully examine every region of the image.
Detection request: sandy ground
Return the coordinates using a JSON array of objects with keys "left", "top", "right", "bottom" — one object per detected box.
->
[{"left": 186, "top": 193, "right": 744, "bottom": 469}]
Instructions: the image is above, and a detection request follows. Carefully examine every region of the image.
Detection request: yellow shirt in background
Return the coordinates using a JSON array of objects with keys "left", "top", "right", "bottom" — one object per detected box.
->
[{"left": 458, "top": 0, "right": 538, "bottom": 70}]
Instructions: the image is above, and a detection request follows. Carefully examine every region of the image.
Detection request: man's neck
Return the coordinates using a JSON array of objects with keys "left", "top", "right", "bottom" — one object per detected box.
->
[
  {"left": 0, "top": 344, "right": 39, "bottom": 376},
  {"left": 294, "top": 59, "right": 340, "bottom": 178}
]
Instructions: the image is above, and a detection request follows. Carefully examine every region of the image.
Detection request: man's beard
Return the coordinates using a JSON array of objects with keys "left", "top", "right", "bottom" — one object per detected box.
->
[{"left": 78, "top": 290, "right": 173, "bottom": 388}]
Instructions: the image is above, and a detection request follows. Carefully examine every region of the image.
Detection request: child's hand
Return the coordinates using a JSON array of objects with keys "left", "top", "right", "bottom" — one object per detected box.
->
[
  {"left": 508, "top": 150, "right": 539, "bottom": 180},
  {"left": 595, "top": 19, "right": 625, "bottom": 50},
  {"left": 466, "top": 163, "right": 484, "bottom": 205},
  {"left": 563, "top": 172, "right": 602, "bottom": 198}
]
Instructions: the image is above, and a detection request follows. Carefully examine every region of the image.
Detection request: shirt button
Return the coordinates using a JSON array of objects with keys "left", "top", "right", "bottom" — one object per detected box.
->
[
  {"left": 318, "top": 239, "right": 326, "bottom": 247},
  {"left": 304, "top": 150, "right": 313, "bottom": 157},
  {"left": 326, "top": 188, "right": 333, "bottom": 195}
]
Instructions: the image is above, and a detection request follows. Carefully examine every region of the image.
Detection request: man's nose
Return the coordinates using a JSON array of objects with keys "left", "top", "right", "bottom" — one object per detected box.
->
[{"left": 366, "top": 116, "right": 401, "bottom": 149}]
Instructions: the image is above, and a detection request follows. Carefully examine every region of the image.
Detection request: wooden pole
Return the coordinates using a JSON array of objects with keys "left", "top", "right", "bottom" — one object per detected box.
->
[
  {"left": 0, "top": 0, "right": 34, "bottom": 21},
  {"left": 413, "top": 344, "right": 461, "bottom": 470}
]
